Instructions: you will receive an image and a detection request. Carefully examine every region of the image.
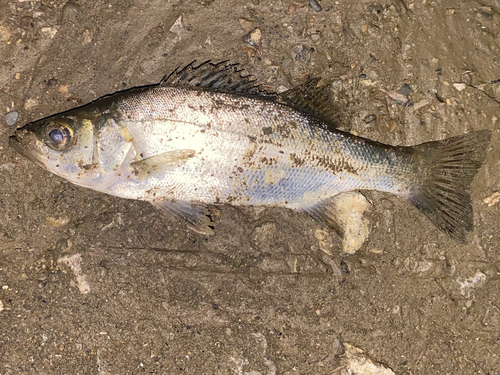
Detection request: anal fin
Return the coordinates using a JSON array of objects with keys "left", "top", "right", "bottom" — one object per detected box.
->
[{"left": 152, "top": 200, "right": 214, "bottom": 236}]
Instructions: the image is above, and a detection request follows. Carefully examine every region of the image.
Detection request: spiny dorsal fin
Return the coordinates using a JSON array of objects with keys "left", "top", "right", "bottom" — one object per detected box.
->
[
  {"left": 161, "top": 60, "right": 274, "bottom": 96},
  {"left": 277, "top": 78, "right": 341, "bottom": 130}
]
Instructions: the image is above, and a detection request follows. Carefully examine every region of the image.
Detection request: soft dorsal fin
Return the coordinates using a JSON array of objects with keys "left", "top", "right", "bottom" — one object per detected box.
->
[
  {"left": 161, "top": 60, "right": 274, "bottom": 96},
  {"left": 277, "top": 78, "right": 341, "bottom": 130}
]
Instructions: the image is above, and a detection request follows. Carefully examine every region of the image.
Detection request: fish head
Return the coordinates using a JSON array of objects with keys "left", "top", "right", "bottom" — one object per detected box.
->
[{"left": 10, "top": 109, "right": 133, "bottom": 189}]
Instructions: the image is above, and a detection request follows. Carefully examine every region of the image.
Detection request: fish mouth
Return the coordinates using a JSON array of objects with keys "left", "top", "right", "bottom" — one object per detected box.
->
[
  {"left": 9, "top": 134, "right": 26, "bottom": 156},
  {"left": 9, "top": 133, "right": 46, "bottom": 167}
]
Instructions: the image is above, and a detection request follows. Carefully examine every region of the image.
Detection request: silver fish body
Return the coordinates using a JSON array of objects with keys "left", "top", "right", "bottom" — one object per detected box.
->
[
  {"left": 93, "top": 86, "right": 410, "bottom": 205},
  {"left": 10, "top": 62, "right": 491, "bottom": 242}
]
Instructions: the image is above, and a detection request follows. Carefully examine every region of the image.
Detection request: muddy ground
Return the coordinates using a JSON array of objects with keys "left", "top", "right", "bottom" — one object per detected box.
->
[{"left": 0, "top": 0, "right": 499, "bottom": 374}]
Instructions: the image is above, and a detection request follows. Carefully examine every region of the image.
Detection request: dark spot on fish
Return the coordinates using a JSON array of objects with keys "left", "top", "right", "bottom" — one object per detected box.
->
[
  {"left": 262, "top": 127, "right": 273, "bottom": 135},
  {"left": 289, "top": 153, "right": 305, "bottom": 167},
  {"left": 248, "top": 135, "right": 257, "bottom": 143},
  {"left": 80, "top": 163, "right": 97, "bottom": 171},
  {"left": 279, "top": 150, "right": 284, "bottom": 154},
  {"left": 259, "top": 156, "right": 277, "bottom": 165}
]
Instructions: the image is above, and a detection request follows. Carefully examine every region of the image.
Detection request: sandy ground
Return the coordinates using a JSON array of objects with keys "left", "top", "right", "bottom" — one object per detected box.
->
[{"left": 0, "top": 0, "right": 499, "bottom": 374}]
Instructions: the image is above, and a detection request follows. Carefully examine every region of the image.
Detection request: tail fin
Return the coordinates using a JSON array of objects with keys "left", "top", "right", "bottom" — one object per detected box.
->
[{"left": 408, "top": 130, "right": 491, "bottom": 243}]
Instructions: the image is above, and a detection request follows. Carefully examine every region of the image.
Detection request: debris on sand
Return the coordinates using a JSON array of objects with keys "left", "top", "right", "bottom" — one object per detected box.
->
[
  {"left": 58, "top": 253, "right": 90, "bottom": 294},
  {"left": 339, "top": 343, "right": 395, "bottom": 375},
  {"left": 482, "top": 192, "right": 499, "bottom": 206}
]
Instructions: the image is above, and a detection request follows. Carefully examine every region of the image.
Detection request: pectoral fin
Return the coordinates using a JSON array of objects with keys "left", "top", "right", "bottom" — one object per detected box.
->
[
  {"left": 131, "top": 149, "right": 196, "bottom": 179},
  {"left": 152, "top": 200, "right": 214, "bottom": 236}
]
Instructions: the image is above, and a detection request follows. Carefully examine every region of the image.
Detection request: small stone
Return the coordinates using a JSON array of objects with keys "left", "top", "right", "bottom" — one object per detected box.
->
[
  {"left": 288, "top": 3, "right": 296, "bottom": 15},
  {"left": 308, "top": 0, "right": 322, "bottom": 12},
  {"left": 293, "top": 44, "right": 312, "bottom": 64},
  {"left": 483, "top": 192, "right": 499, "bottom": 206},
  {"left": 387, "top": 118, "right": 398, "bottom": 132},
  {"left": 4, "top": 111, "right": 19, "bottom": 126},
  {"left": 385, "top": 90, "right": 408, "bottom": 104},
  {"left": 61, "top": 0, "right": 80, "bottom": 22},
  {"left": 24, "top": 98, "right": 38, "bottom": 111},
  {"left": 46, "top": 216, "right": 70, "bottom": 228},
  {"left": 0, "top": 300, "right": 3, "bottom": 312},
  {"left": 249, "top": 28, "right": 261, "bottom": 44},
  {"left": 413, "top": 99, "right": 429, "bottom": 111},
  {"left": 15, "top": 72, "right": 21, "bottom": 80},
  {"left": 363, "top": 114, "right": 376, "bottom": 124},
  {"left": 0, "top": 25, "right": 12, "bottom": 41},
  {"left": 453, "top": 82, "right": 467, "bottom": 91},
  {"left": 238, "top": 17, "right": 254, "bottom": 32},
  {"left": 252, "top": 0, "right": 259, "bottom": 5},
  {"left": 397, "top": 83, "right": 411, "bottom": 96},
  {"left": 243, "top": 28, "right": 262, "bottom": 47},
  {"left": 41, "top": 27, "right": 58, "bottom": 38},
  {"left": 310, "top": 32, "right": 321, "bottom": 42},
  {"left": 82, "top": 28, "right": 92, "bottom": 44},
  {"left": 169, "top": 14, "right": 184, "bottom": 34}
]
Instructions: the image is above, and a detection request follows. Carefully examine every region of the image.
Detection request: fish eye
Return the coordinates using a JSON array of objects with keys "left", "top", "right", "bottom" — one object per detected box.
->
[{"left": 45, "top": 122, "right": 74, "bottom": 150}]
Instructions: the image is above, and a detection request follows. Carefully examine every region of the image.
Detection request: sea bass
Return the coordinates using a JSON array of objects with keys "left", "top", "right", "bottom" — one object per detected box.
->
[{"left": 10, "top": 61, "right": 491, "bottom": 242}]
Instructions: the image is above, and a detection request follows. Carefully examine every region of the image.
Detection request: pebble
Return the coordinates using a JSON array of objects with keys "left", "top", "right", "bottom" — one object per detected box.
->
[
  {"left": 238, "top": 17, "right": 254, "bottom": 32},
  {"left": 169, "top": 14, "right": 184, "bottom": 33},
  {"left": 387, "top": 118, "right": 398, "bottom": 132},
  {"left": 453, "top": 82, "right": 467, "bottom": 91},
  {"left": 61, "top": 0, "right": 80, "bottom": 22},
  {"left": 363, "top": 114, "right": 376, "bottom": 124},
  {"left": 293, "top": 44, "right": 312, "bottom": 64},
  {"left": 341, "top": 343, "right": 395, "bottom": 375},
  {"left": 385, "top": 90, "right": 408, "bottom": 104},
  {"left": 397, "top": 83, "right": 411, "bottom": 96},
  {"left": 4, "top": 111, "right": 19, "bottom": 126},
  {"left": 243, "top": 28, "right": 262, "bottom": 47},
  {"left": 483, "top": 192, "right": 499, "bottom": 206},
  {"left": 310, "top": 32, "right": 321, "bottom": 42},
  {"left": 46, "top": 216, "right": 70, "bottom": 228},
  {"left": 308, "top": 0, "right": 323, "bottom": 12},
  {"left": 24, "top": 98, "right": 38, "bottom": 110}
]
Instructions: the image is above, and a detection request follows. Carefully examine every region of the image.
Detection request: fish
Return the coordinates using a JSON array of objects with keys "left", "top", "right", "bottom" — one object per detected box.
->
[{"left": 10, "top": 61, "right": 491, "bottom": 243}]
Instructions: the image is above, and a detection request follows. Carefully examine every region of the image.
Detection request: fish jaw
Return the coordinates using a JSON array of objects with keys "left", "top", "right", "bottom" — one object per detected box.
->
[{"left": 10, "top": 126, "right": 54, "bottom": 171}]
